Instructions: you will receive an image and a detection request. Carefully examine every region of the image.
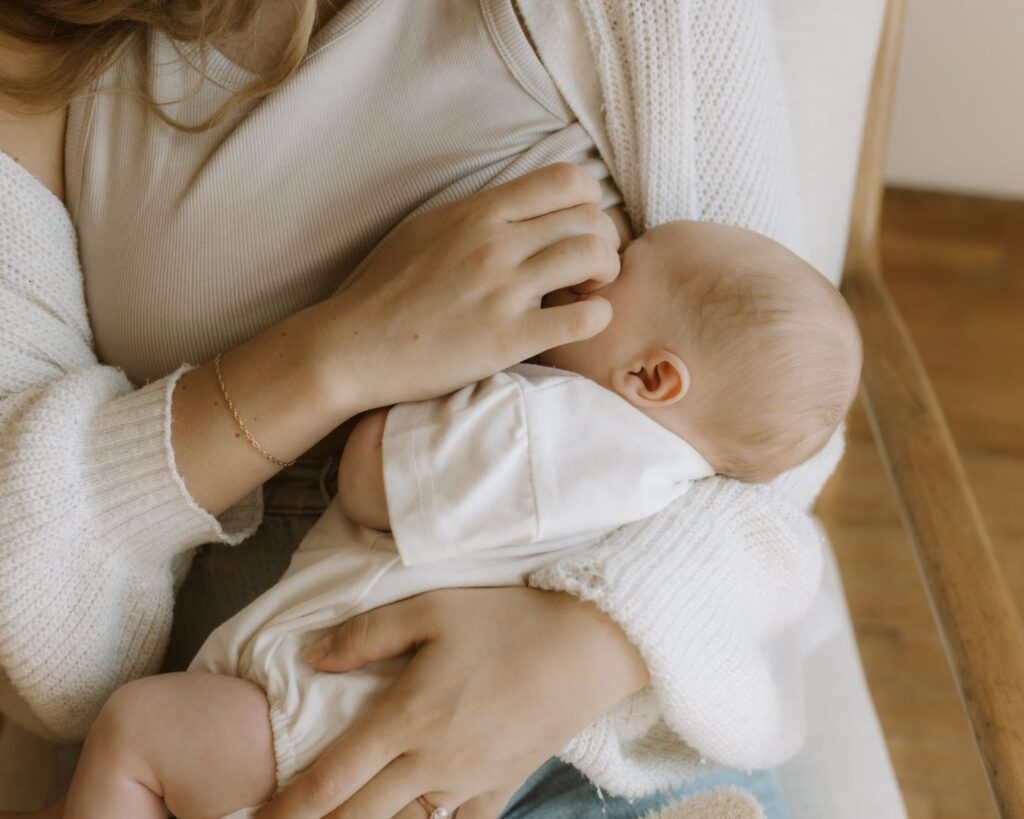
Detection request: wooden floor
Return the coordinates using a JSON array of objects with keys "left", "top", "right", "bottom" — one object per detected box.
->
[{"left": 817, "top": 188, "right": 1024, "bottom": 819}]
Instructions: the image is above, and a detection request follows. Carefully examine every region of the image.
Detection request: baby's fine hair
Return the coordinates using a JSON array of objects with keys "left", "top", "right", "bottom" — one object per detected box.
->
[{"left": 672, "top": 234, "right": 862, "bottom": 482}]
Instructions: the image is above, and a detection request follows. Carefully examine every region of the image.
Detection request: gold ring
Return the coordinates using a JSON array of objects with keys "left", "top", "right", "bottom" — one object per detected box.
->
[{"left": 417, "top": 795, "right": 452, "bottom": 819}]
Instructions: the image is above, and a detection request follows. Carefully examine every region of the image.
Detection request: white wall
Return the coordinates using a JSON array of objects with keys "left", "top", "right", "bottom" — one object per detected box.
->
[{"left": 886, "top": 0, "right": 1024, "bottom": 199}]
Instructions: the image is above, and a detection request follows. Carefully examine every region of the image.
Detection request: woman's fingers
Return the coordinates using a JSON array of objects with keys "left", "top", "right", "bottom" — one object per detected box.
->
[
  {"left": 321, "top": 756, "right": 446, "bottom": 819},
  {"left": 480, "top": 163, "right": 601, "bottom": 223},
  {"left": 331, "top": 162, "right": 620, "bottom": 409},
  {"left": 515, "top": 203, "right": 621, "bottom": 261},
  {"left": 393, "top": 801, "right": 430, "bottom": 819},
  {"left": 527, "top": 294, "right": 613, "bottom": 352},
  {"left": 522, "top": 233, "right": 621, "bottom": 297},
  {"left": 304, "top": 596, "right": 433, "bottom": 673},
  {"left": 266, "top": 589, "right": 640, "bottom": 819}
]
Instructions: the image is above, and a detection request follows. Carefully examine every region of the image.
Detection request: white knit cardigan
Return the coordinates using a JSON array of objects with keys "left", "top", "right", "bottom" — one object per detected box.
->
[{"left": 0, "top": 0, "right": 833, "bottom": 802}]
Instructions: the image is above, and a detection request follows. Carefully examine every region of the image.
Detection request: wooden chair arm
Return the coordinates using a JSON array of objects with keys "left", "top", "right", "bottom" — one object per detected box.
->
[
  {"left": 842, "top": 1, "right": 1024, "bottom": 812},
  {"left": 842, "top": 260, "right": 1024, "bottom": 818}
]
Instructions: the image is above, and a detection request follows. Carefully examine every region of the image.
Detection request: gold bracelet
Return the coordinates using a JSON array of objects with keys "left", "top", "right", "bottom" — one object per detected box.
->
[{"left": 213, "top": 354, "right": 297, "bottom": 469}]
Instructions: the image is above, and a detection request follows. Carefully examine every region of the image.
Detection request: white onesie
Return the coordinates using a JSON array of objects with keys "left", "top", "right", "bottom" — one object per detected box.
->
[{"left": 191, "top": 364, "right": 713, "bottom": 798}]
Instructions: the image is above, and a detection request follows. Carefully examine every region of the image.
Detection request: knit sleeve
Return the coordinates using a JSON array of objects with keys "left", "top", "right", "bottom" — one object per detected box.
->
[
  {"left": 528, "top": 430, "right": 844, "bottom": 797},
  {"left": 0, "top": 153, "right": 262, "bottom": 742}
]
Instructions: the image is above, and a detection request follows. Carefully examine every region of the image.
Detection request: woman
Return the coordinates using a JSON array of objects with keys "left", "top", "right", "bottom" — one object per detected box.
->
[{"left": 0, "top": 1, "right": 804, "bottom": 816}]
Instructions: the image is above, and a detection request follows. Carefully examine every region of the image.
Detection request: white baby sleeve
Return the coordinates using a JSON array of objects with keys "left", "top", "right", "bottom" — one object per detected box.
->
[
  {"left": 382, "top": 364, "right": 712, "bottom": 566},
  {"left": 382, "top": 370, "right": 536, "bottom": 565}
]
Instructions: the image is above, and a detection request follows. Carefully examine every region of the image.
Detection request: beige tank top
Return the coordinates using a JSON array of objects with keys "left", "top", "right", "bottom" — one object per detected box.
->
[{"left": 66, "top": 0, "right": 616, "bottom": 386}]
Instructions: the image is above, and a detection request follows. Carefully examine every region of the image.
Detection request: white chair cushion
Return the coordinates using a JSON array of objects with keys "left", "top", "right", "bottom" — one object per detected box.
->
[
  {"left": 781, "top": 543, "right": 906, "bottom": 819},
  {"left": 772, "top": 2, "right": 906, "bottom": 815},
  {"left": 773, "top": 0, "right": 888, "bottom": 285}
]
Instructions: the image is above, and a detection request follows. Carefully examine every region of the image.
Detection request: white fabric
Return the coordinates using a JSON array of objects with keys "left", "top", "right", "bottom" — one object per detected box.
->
[
  {"left": 520, "top": 0, "right": 805, "bottom": 252},
  {"left": 383, "top": 364, "right": 713, "bottom": 566},
  {"left": 68, "top": 0, "right": 592, "bottom": 387},
  {"left": 193, "top": 363, "right": 806, "bottom": 796},
  {"left": 193, "top": 515, "right": 584, "bottom": 791},
  {"left": 780, "top": 544, "right": 906, "bottom": 818},
  {"left": 527, "top": 437, "right": 840, "bottom": 795},
  {"left": 0, "top": 152, "right": 263, "bottom": 743}
]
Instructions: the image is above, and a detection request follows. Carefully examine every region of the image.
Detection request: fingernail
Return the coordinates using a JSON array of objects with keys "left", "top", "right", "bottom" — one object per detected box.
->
[{"left": 303, "top": 636, "right": 329, "bottom": 664}]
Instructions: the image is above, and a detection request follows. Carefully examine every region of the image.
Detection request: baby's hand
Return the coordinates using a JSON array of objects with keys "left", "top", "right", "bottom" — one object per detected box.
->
[{"left": 337, "top": 408, "right": 390, "bottom": 531}]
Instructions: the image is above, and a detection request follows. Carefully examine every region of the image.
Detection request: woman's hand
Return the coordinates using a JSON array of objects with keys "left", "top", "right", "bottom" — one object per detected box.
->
[
  {"left": 309, "top": 163, "right": 622, "bottom": 413},
  {"left": 256, "top": 588, "right": 649, "bottom": 819},
  {"left": 172, "top": 164, "right": 620, "bottom": 513}
]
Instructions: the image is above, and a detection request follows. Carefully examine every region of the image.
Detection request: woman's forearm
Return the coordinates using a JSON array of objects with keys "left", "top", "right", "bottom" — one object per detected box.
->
[{"left": 171, "top": 301, "right": 362, "bottom": 516}]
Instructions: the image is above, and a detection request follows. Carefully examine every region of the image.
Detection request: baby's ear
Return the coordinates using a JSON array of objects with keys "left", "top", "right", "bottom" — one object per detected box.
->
[{"left": 611, "top": 348, "right": 690, "bottom": 408}]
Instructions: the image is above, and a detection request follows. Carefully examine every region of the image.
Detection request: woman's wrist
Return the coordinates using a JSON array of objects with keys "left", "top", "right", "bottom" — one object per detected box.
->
[
  {"left": 171, "top": 304, "right": 368, "bottom": 515},
  {"left": 557, "top": 593, "right": 651, "bottom": 697},
  {"left": 293, "top": 297, "right": 376, "bottom": 421}
]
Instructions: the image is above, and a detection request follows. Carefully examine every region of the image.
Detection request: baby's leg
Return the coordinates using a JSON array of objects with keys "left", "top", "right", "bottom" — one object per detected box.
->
[{"left": 64, "top": 672, "right": 276, "bottom": 819}]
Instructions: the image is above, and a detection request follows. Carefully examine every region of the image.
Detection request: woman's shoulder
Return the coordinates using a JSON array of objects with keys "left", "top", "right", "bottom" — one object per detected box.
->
[{"left": 0, "top": 36, "right": 67, "bottom": 201}]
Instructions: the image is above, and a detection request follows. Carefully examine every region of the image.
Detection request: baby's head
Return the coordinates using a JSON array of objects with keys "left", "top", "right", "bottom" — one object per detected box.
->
[{"left": 539, "top": 221, "right": 862, "bottom": 482}]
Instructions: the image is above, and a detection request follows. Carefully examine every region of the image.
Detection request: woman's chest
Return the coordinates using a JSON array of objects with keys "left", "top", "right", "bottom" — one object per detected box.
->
[{"left": 66, "top": 0, "right": 580, "bottom": 385}]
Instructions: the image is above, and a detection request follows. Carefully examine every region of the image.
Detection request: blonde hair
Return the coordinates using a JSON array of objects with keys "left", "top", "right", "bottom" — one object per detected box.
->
[
  {"left": 650, "top": 222, "right": 862, "bottom": 483},
  {"left": 0, "top": 0, "right": 317, "bottom": 130},
  {"left": 689, "top": 277, "right": 861, "bottom": 482}
]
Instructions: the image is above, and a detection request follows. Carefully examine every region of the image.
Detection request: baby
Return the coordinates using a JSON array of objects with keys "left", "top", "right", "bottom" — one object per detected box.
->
[{"left": 45, "top": 220, "right": 861, "bottom": 819}]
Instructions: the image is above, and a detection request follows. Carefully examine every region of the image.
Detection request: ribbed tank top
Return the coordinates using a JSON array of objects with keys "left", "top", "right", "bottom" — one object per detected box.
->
[{"left": 65, "top": 0, "right": 616, "bottom": 386}]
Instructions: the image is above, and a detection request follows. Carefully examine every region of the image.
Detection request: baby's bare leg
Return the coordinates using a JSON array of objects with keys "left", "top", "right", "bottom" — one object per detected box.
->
[{"left": 64, "top": 672, "right": 276, "bottom": 819}]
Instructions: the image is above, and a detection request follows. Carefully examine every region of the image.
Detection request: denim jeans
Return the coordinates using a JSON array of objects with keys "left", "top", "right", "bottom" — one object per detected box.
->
[
  {"left": 504, "top": 758, "right": 790, "bottom": 818},
  {"left": 165, "top": 459, "right": 790, "bottom": 818}
]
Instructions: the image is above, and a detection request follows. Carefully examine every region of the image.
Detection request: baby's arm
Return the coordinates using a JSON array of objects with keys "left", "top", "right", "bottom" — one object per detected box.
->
[
  {"left": 381, "top": 369, "right": 708, "bottom": 565},
  {"left": 59, "top": 672, "right": 275, "bottom": 819},
  {"left": 337, "top": 408, "right": 390, "bottom": 531}
]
